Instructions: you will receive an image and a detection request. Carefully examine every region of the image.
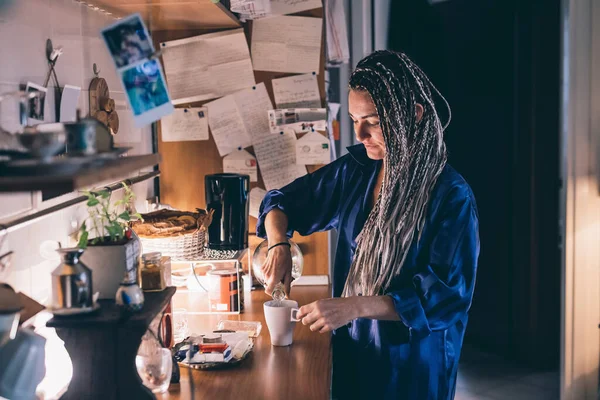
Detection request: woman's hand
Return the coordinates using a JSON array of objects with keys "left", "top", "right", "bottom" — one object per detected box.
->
[
  {"left": 297, "top": 297, "right": 360, "bottom": 333},
  {"left": 261, "top": 245, "right": 293, "bottom": 296}
]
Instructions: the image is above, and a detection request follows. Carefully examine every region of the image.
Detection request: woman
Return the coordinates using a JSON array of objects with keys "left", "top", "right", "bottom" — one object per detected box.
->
[{"left": 257, "top": 50, "right": 480, "bottom": 400}]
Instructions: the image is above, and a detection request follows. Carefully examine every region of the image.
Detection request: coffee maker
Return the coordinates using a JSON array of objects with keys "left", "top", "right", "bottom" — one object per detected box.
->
[{"left": 205, "top": 173, "right": 250, "bottom": 251}]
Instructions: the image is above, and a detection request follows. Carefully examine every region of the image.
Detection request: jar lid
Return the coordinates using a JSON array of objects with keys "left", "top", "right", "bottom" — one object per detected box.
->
[{"left": 142, "top": 252, "right": 162, "bottom": 262}]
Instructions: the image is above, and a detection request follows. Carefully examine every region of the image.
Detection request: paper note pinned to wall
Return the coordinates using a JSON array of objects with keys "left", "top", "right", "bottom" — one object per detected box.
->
[
  {"left": 251, "top": 16, "right": 322, "bottom": 73},
  {"left": 223, "top": 149, "right": 258, "bottom": 182},
  {"left": 59, "top": 85, "right": 81, "bottom": 122},
  {"left": 206, "top": 83, "right": 273, "bottom": 155},
  {"left": 272, "top": 73, "right": 321, "bottom": 109},
  {"left": 296, "top": 131, "right": 331, "bottom": 165},
  {"left": 254, "top": 131, "right": 306, "bottom": 190},
  {"left": 161, "top": 107, "right": 209, "bottom": 142},
  {"left": 249, "top": 187, "right": 267, "bottom": 219},
  {"left": 161, "top": 29, "right": 256, "bottom": 104}
]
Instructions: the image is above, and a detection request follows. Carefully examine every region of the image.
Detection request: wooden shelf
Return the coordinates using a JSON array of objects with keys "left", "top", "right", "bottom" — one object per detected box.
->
[
  {"left": 0, "top": 153, "right": 160, "bottom": 193},
  {"left": 85, "top": 0, "right": 241, "bottom": 31}
]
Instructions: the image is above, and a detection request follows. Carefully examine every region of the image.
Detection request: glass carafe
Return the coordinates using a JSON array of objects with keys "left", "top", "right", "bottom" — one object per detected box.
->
[{"left": 251, "top": 239, "right": 303, "bottom": 301}]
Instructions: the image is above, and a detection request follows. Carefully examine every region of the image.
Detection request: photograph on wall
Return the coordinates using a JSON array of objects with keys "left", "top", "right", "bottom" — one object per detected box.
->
[
  {"left": 25, "top": 81, "right": 47, "bottom": 124},
  {"left": 101, "top": 13, "right": 154, "bottom": 68},
  {"left": 101, "top": 13, "right": 173, "bottom": 127}
]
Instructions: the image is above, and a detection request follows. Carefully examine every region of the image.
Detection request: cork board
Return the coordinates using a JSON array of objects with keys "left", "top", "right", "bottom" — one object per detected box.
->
[{"left": 154, "top": 7, "right": 329, "bottom": 276}]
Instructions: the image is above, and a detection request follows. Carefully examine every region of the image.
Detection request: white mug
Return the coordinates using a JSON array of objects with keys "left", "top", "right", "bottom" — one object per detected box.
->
[{"left": 263, "top": 299, "right": 301, "bottom": 346}]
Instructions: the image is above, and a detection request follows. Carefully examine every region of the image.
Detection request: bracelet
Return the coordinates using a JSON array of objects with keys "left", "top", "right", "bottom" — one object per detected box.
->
[{"left": 268, "top": 242, "right": 291, "bottom": 252}]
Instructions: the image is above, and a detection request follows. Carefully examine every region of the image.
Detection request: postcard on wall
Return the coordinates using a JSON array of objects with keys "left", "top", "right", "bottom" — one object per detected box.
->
[
  {"left": 251, "top": 16, "right": 322, "bottom": 73},
  {"left": 25, "top": 82, "right": 47, "bottom": 125},
  {"left": 272, "top": 73, "right": 321, "bottom": 109},
  {"left": 296, "top": 131, "right": 330, "bottom": 165},
  {"left": 223, "top": 149, "right": 258, "bottom": 182},
  {"left": 268, "top": 108, "right": 326, "bottom": 134},
  {"left": 101, "top": 13, "right": 174, "bottom": 127},
  {"left": 161, "top": 107, "right": 208, "bottom": 142},
  {"left": 249, "top": 187, "right": 267, "bottom": 219},
  {"left": 206, "top": 83, "right": 273, "bottom": 155},
  {"left": 161, "top": 29, "right": 256, "bottom": 105}
]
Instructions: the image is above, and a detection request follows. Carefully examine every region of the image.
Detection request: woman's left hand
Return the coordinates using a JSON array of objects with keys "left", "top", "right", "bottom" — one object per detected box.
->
[{"left": 297, "top": 297, "right": 359, "bottom": 333}]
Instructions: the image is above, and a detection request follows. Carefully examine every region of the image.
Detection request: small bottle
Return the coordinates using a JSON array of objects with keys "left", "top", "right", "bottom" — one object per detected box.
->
[
  {"left": 116, "top": 282, "right": 144, "bottom": 312},
  {"left": 140, "top": 252, "right": 166, "bottom": 292}
]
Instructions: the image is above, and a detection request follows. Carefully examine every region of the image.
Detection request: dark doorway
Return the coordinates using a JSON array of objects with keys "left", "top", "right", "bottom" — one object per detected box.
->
[{"left": 388, "top": 0, "right": 561, "bottom": 370}]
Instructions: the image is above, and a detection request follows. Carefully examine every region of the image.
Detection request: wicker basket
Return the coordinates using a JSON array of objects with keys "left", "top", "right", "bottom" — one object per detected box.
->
[{"left": 139, "top": 229, "right": 206, "bottom": 261}]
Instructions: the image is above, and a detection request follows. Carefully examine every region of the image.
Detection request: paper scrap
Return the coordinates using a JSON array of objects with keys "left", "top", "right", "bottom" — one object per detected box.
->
[
  {"left": 59, "top": 85, "right": 81, "bottom": 122},
  {"left": 249, "top": 187, "right": 267, "bottom": 219},
  {"left": 296, "top": 131, "right": 330, "bottom": 165},
  {"left": 161, "top": 107, "right": 208, "bottom": 142},
  {"left": 325, "top": 0, "right": 349, "bottom": 65},
  {"left": 268, "top": 108, "right": 326, "bottom": 134},
  {"left": 254, "top": 132, "right": 306, "bottom": 190},
  {"left": 270, "top": 0, "right": 323, "bottom": 15},
  {"left": 251, "top": 16, "right": 322, "bottom": 73},
  {"left": 206, "top": 83, "right": 273, "bottom": 156},
  {"left": 223, "top": 149, "right": 258, "bottom": 182},
  {"left": 272, "top": 73, "right": 321, "bottom": 109},
  {"left": 161, "top": 29, "right": 256, "bottom": 104},
  {"left": 232, "top": 0, "right": 322, "bottom": 21}
]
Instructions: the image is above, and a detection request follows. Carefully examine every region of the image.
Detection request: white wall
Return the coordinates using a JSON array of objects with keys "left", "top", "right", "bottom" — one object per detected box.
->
[
  {"left": 561, "top": 0, "right": 600, "bottom": 398},
  {"left": 0, "top": 0, "right": 154, "bottom": 304}
]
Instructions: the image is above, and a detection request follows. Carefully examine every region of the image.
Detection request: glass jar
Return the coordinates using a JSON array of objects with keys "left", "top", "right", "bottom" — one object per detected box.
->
[
  {"left": 140, "top": 252, "right": 166, "bottom": 292},
  {"left": 251, "top": 239, "right": 303, "bottom": 301}
]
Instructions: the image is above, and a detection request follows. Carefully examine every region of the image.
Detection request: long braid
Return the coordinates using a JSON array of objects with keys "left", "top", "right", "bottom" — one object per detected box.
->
[{"left": 342, "top": 51, "right": 451, "bottom": 297}]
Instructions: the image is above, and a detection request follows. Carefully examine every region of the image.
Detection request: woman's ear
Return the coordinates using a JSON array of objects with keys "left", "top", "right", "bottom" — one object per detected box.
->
[{"left": 415, "top": 103, "right": 424, "bottom": 123}]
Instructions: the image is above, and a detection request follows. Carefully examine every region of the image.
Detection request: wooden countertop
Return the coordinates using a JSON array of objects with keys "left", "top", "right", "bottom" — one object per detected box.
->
[{"left": 162, "top": 286, "right": 332, "bottom": 400}]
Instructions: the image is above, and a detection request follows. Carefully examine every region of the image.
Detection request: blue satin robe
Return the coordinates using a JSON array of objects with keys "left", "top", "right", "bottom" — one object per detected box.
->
[{"left": 257, "top": 144, "right": 480, "bottom": 400}]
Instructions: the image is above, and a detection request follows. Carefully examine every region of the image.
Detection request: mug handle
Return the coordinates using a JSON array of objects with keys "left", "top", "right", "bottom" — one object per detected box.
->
[{"left": 291, "top": 308, "right": 301, "bottom": 322}]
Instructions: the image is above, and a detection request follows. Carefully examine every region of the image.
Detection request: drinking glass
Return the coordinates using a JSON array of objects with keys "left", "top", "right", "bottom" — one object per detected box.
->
[{"left": 135, "top": 347, "right": 172, "bottom": 394}]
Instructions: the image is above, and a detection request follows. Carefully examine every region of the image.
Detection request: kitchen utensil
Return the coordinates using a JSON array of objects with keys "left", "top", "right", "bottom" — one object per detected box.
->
[
  {"left": 263, "top": 299, "right": 300, "bottom": 346},
  {"left": 51, "top": 248, "right": 93, "bottom": 310},
  {"left": 205, "top": 173, "right": 250, "bottom": 251}
]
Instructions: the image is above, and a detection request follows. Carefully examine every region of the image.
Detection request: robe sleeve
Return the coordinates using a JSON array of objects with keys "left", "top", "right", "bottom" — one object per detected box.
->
[
  {"left": 387, "top": 185, "right": 480, "bottom": 341},
  {"left": 256, "top": 157, "right": 347, "bottom": 238}
]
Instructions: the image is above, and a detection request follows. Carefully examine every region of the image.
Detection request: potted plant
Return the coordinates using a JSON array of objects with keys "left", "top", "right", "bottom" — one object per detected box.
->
[{"left": 78, "top": 183, "right": 144, "bottom": 299}]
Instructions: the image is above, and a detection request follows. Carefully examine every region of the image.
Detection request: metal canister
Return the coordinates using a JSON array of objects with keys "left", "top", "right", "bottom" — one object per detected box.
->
[
  {"left": 51, "top": 248, "right": 93, "bottom": 309},
  {"left": 207, "top": 269, "right": 239, "bottom": 312}
]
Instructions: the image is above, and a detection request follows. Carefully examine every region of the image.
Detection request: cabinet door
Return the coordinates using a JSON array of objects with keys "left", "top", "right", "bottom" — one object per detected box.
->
[{"left": 0, "top": 193, "right": 34, "bottom": 221}]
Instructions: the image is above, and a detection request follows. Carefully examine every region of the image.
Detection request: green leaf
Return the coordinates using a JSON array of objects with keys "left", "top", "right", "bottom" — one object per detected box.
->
[
  {"left": 98, "top": 190, "right": 110, "bottom": 199},
  {"left": 118, "top": 211, "right": 130, "bottom": 221},
  {"left": 87, "top": 198, "right": 99, "bottom": 207},
  {"left": 77, "top": 231, "right": 88, "bottom": 249},
  {"left": 80, "top": 221, "right": 87, "bottom": 232}
]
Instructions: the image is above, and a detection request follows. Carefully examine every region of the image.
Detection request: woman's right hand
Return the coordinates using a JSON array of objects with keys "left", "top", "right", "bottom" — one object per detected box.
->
[{"left": 261, "top": 244, "right": 293, "bottom": 297}]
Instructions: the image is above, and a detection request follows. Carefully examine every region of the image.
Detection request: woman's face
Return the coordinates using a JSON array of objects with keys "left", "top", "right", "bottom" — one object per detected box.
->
[{"left": 348, "top": 89, "right": 386, "bottom": 160}]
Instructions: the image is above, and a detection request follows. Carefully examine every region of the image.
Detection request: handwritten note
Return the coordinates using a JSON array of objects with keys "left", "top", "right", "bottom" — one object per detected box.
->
[
  {"left": 206, "top": 83, "right": 273, "bottom": 155},
  {"left": 254, "top": 132, "right": 306, "bottom": 190},
  {"left": 161, "top": 107, "right": 208, "bottom": 142},
  {"left": 161, "top": 29, "right": 256, "bottom": 104},
  {"left": 249, "top": 187, "right": 267, "bottom": 218},
  {"left": 272, "top": 73, "right": 321, "bottom": 109},
  {"left": 296, "top": 131, "right": 330, "bottom": 165},
  {"left": 223, "top": 149, "right": 258, "bottom": 182},
  {"left": 251, "top": 16, "right": 322, "bottom": 73}
]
